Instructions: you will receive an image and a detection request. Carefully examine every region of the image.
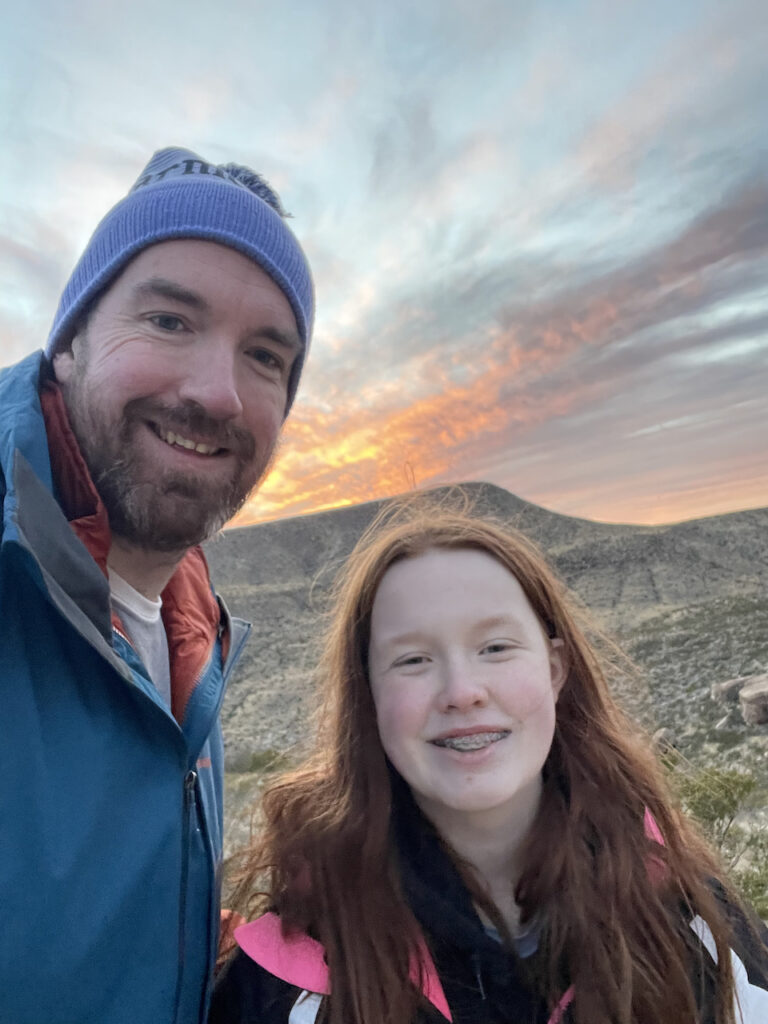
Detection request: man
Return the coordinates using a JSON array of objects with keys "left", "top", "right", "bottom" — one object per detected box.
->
[{"left": 0, "top": 148, "right": 314, "bottom": 1024}]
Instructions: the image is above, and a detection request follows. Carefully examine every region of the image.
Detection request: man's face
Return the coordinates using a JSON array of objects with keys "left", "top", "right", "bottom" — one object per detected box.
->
[{"left": 53, "top": 239, "right": 301, "bottom": 553}]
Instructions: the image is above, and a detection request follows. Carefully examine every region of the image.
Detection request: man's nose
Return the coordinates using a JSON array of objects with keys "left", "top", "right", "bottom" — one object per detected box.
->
[
  {"left": 437, "top": 660, "right": 489, "bottom": 711},
  {"left": 177, "top": 346, "right": 243, "bottom": 421}
]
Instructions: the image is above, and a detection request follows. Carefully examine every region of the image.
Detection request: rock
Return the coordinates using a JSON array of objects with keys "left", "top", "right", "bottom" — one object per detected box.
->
[
  {"left": 711, "top": 677, "right": 747, "bottom": 703},
  {"left": 739, "top": 674, "right": 768, "bottom": 726}
]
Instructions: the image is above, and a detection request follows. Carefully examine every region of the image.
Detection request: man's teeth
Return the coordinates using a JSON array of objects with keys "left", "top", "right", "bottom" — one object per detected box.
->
[
  {"left": 158, "top": 428, "right": 220, "bottom": 455},
  {"left": 432, "top": 731, "right": 509, "bottom": 751}
]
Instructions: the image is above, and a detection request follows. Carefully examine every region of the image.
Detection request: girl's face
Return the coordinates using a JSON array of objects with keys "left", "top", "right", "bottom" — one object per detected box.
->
[{"left": 368, "top": 548, "right": 566, "bottom": 836}]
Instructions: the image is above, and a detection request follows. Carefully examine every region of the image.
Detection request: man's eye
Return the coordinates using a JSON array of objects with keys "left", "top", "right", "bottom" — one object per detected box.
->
[
  {"left": 149, "top": 314, "right": 185, "bottom": 332},
  {"left": 249, "top": 348, "right": 284, "bottom": 372}
]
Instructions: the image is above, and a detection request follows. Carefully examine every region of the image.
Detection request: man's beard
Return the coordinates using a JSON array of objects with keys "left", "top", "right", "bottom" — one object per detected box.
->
[{"left": 60, "top": 372, "right": 274, "bottom": 554}]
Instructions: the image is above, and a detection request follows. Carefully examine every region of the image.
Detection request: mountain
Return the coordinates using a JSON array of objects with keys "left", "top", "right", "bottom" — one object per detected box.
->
[{"left": 204, "top": 483, "right": 768, "bottom": 851}]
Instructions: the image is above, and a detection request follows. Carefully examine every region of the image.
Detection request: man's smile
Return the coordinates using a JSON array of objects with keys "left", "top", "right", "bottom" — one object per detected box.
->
[{"left": 150, "top": 422, "right": 226, "bottom": 457}]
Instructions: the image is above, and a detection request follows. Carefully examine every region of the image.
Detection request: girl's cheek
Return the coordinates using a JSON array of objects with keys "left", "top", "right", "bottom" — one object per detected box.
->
[
  {"left": 388, "top": 696, "right": 422, "bottom": 734},
  {"left": 373, "top": 689, "right": 417, "bottom": 738},
  {"left": 505, "top": 675, "right": 555, "bottom": 719}
]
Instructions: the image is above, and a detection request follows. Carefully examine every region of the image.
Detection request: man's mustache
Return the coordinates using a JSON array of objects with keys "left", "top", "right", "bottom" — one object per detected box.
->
[{"left": 124, "top": 398, "right": 257, "bottom": 461}]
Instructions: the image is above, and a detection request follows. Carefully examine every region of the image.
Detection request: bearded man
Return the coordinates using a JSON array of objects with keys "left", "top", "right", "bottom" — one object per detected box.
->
[{"left": 0, "top": 148, "right": 313, "bottom": 1024}]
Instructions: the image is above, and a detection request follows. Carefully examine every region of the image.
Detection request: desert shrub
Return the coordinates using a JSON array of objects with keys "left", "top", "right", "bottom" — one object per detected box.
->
[
  {"left": 227, "top": 748, "right": 291, "bottom": 774},
  {"left": 667, "top": 758, "right": 768, "bottom": 920}
]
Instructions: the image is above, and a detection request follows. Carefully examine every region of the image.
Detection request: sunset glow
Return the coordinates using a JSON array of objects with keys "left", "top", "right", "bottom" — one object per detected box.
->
[{"left": 3, "top": 0, "right": 766, "bottom": 527}]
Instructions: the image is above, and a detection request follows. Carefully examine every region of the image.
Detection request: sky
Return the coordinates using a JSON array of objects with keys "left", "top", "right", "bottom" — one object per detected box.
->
[{"left": 1, "top": 0, "right": 767, "bottom": 527}]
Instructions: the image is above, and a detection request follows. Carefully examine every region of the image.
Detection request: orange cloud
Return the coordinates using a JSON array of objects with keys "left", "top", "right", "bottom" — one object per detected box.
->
[
  {"left": 232, "top": 293, "right": 767, "bottom": 528},
  {"left": 535, "top": 465, "right": 768, "bottom": 527},
  {"left": 234, "top": 333, "right": 584, "bottom": 526},
  {"left": 232, "top": 170, "right": 768, "bottom": 530}
]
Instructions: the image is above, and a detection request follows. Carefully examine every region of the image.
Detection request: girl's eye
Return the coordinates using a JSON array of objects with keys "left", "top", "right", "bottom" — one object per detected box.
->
[
  {"left": 149, "top": 314, "right": 186, "bottom": 332},
  {"left": 393, "top": 654, "right": 429, "bottom": 668},
  {"left": 480, "top": 642, "right": 513, "bottom": 656}
]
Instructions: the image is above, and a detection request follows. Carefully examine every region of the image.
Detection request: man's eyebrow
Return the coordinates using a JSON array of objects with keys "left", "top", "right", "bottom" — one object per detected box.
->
[
  {"left": 132, "top": 277, "right": 210, "bottom": 311},
  {"left": 254, "top": 325, "right": 303, "bottom": 353}
]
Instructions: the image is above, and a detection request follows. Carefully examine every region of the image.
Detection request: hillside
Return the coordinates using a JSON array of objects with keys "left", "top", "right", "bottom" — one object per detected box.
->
[{"left": 204, "top": 483, "right": 768, "bottom": 851}]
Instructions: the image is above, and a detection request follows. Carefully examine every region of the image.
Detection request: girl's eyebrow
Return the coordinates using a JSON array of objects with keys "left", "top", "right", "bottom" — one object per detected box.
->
[
  {"left": 374, "top": 616, "right": 524, "bottom": 650},
  {"left": 373, "top": 630, "right": 427, "bottom": 649},
  {"left": 473, "top": 615, "right": 522, "bottom": 632}
]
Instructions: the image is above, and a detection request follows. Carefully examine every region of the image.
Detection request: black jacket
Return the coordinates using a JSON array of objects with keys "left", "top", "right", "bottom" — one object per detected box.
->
[{"left": 211, "top": 800, "right": 768, "bottom": 1024}]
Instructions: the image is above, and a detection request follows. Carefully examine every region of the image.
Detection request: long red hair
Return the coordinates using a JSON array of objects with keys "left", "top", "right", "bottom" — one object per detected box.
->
[{"left": 229, "top": 500, "right": 742, "bottom": 1024}]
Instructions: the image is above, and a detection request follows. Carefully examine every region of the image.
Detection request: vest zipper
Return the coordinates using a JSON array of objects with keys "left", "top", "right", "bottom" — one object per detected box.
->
[
  {"left": 172, "top": 769, "right": 198, "bottom": 1024},
  {"left": 471, "top": 950, "right": 486, "bottom": 999}
]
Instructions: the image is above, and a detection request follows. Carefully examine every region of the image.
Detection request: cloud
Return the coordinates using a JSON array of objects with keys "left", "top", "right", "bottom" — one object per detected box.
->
[
  {"left": 575, "top": 3, "right": 768, "bottom": 194},
  {"left": 238, "top": 174, "right": 768, "bottom": 525},
  {"left": 3, "top": 0, "right": 767, "bottom": 523}
]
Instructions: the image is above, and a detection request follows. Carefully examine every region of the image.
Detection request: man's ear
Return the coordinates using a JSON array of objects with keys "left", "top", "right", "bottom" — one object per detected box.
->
[
  {"left": 51, "top": 334, "right": 85, "bottom": 385},
  {"left": 51, "top": 349, "right": 74, "bottom": 384},
  {"left": 549, "top": 638, "right": 568, "bottom": 699}
]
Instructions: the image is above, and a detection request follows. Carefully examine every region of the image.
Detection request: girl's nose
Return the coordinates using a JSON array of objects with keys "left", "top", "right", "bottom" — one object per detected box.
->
[{"left": 437, "top": 661, "right": 489, "bottom": 711}]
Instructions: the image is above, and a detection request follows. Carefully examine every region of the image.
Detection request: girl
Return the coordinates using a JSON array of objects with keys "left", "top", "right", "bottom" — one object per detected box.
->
[{"left": 212, "top": 506, "right": 768, "bottom": 1024}]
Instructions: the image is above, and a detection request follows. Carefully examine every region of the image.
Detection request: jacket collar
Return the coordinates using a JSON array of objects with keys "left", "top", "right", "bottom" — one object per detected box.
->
[
  {"left": 0, "top": 350, "right": 54, "bottom": 498},
  {"left": 38, "top": 377, "right": 223, "bottom": 722},
  {"left": 234, "top": 912, "right": 453, "bottom": 1022}
]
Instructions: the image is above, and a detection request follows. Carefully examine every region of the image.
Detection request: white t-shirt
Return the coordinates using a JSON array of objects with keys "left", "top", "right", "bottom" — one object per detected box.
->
[{"left": 108, "top": 568, "right": 172, "bottom": 709}]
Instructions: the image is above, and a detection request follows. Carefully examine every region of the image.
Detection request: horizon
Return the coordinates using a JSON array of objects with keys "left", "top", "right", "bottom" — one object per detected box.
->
[{"left": 225, "top": 479, "right": 768, "bottom": 533}]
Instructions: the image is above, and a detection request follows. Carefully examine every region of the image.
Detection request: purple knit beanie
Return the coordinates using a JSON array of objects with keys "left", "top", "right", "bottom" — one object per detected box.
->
[{"left": 45, "top": 147, "right": 314, "bottom": 411}]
